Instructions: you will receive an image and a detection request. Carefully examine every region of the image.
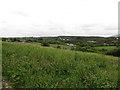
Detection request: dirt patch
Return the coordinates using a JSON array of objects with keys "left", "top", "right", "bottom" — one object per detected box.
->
[{"left": 2, "top": 80, "right": 12, "bottom": 89}]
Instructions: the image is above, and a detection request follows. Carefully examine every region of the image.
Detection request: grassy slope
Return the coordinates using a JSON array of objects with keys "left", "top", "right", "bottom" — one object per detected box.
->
[
  {"left": 25, "top": 42, "right": 71, "bottom": 50},
  {"left": 2, "top": 42, "right": 118, "bottom": 88}
]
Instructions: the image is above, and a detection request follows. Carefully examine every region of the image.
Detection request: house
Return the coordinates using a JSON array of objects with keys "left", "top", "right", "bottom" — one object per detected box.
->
[
  {"left": 21, "top": 41, "right": 26, "bottom": 43},
  {"left": 87, "top": 41, "right": 96, "bottom": 43},
  {"left": 67, "top": 43, "right": 76, "bottom": 46},
  {"left": 20, "top": 40, "right": 26, "bottom": 43},
  {"left": 6, "top": 40, "right": 12, "bottom": 42}
]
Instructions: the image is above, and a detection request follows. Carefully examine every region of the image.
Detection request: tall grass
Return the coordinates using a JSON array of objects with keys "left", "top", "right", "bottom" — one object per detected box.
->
[{"left": 2, "top": 42, "right": 118, "bottom": 88}]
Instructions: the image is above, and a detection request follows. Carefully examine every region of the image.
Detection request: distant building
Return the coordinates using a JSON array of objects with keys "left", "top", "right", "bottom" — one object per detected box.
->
[
  {"left": 59, "top": 37, "right": 69, "bottom": 41},
  {"left": 20, "top": 40, "right": 26, "bottom": 43},
  {"left": 67, "top": 43, "right": 76, "bottom": 46},
  {"left": 21, "top": 41, "right": 26, "bottom": 43},
  {"left": 6, "top": 40, "right": 12, "bottom": 42},
  {"left": 87, "top": 41, "right": 96, "bottom": 43}
]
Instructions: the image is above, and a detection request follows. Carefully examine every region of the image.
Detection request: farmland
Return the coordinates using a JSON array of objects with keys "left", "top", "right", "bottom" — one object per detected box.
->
[
  {"left": 2, "top": 42, "right": 119, "bottom": 88},
  {"left": 95, "top": 46, "right": 117, "bottom": 50}
]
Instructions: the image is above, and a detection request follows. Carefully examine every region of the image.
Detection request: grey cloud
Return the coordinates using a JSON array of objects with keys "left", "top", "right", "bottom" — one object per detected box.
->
[
  {"left": 0, "top": 22, "right": 118, "bottom": 37},
  {"left": 100, "top": 24, "right": 117, "bottom": 31},
  {"left": 32, "top": 24, "right": 42, "bottom": 27},
  {"left": 82, "top": 24, "right": 97, "bottom": 28},
  {"left": 81, "top": 24, "right": 118, "bottom": 31},
  {"left": 47, "top": 23, "right": 70, "bottom": 35},
  {"left": 75, "top": 24, "right": 98, "bottom": 31},
  {"left": 82, "top": 27, "right": 92, "bottom": 31},
  {"left": 1, "top": 27, "right": 8, "bottom": 31},
  {"left": 104, "top": 27, "right": 118, "bottom": 31},
  {"left": 0, "top": 21, "right": 7, "bottom": 24},
  {"left": 12, "top": 11, "right": 29, "bottom": 17}
]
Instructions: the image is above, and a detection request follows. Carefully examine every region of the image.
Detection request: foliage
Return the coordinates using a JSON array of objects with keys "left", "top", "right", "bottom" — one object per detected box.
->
[
  {"left": 95, "top": 46, "right": 117, "bottom": 50},
  {"left": 41, "top": 41, "right": 50, "bottom": 47},
  {"left": 106, "top": 48, "right": 120, "bottom": 57},
  {"left": 74, "top": 45, "right": 97, "bottom": 53},
  {"left": 49, "top": 41, "right": 62, "bottom": 44},
  {"left": 56, "top": 46, "right": 61, "bottom": 49}
]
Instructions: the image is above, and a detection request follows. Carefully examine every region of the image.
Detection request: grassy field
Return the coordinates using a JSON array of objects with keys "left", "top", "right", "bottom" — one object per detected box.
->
[
  {"left": 95, "top": 46, "right": 117, "bottom": 50},
  {"left": 30, "top": 42, "right": 71, "bottom": 50},
  {"left": 2, "top": 42, "right": 118, "bottom": 88},
  {"left": 21, "top": 42, "right": 117, "bottom": 51},
  {"left": 16, "top": 42, "right": 71, "bottom": 50}
]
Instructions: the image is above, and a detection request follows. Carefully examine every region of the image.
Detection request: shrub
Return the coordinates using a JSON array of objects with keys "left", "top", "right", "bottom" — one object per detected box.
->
[
  {"left": 106, "top": 48, "right": 120, "bottom": 57},
  {"left": 75, "top": 46, "right": 97, "bottom": 53},
  {"left": 41, "top": 41, "right": 50, "bottom": 47},
  {"left": 71, "top": 46, "right": 75, "bottom": 50},
  {"left": 56, "top": 46, "right": 61, "bottom": 49}
]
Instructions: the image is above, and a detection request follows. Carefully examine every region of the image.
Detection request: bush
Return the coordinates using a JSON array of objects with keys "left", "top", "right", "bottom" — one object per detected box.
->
[
  {"left": 106, "top": 48, "right": 120, "bottom": 57},
  {"left": 49, "top": 41, "right": 62, "bottom": 44},
  {"left": 71, "top": 46, "right": 75, "bottom": 50},
  {"left": 41, "top": 41, "right": 50, "bottom": 47},
  {"left": 56, "top": 46, "right": 61, "bottom": 49},
  {"left": 75, "top": 46, "right": 97, "bottom": 53}
]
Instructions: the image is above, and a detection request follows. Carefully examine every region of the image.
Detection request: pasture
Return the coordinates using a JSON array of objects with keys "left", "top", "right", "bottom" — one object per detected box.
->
[{"left": 95, "top": 46, "right": 117, "bottom": 50}]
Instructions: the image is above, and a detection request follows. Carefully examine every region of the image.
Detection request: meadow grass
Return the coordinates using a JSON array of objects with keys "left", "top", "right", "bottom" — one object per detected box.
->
[
  {"left": 50, "top": 44, "right": 71, "bottom": 49},
  {"left": 2, "top": 42, "right": 118, "bottom": 88},
  {"left": 23, "top": 42, "right": 71, "bottom": 50}
]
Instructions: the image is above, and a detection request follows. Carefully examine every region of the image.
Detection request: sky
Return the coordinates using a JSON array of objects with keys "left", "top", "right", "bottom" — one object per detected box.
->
[{"left": 0, "top": 0, "right": 119, "bottom": 37}]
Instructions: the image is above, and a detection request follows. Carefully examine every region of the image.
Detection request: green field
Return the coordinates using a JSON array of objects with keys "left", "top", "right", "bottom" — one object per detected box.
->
[
  {"left": 15, "top": 42, "right": 71, "bottom": 49},
  {"left": 2, "top": 42, "right": 118, "bottom": 88},
  {"left": 95, "top": 46, "right": 117, "bottom": 50}
]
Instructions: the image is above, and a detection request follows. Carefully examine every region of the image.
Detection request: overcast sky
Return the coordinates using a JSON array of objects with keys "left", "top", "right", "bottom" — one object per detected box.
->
[{"left": 0, "top": 0, "right": 119, "bottom": 37}]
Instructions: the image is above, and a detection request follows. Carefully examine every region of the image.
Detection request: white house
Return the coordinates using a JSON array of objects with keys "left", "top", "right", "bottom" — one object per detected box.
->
[{"left": 67, "top": 43, "right": 76, "bottom": 46}]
